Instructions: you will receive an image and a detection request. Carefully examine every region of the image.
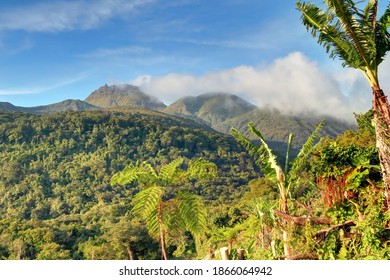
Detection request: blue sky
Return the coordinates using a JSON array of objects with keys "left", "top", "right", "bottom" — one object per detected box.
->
[{"left": 0, "top": 0, "right": 389, "bottom": 121}]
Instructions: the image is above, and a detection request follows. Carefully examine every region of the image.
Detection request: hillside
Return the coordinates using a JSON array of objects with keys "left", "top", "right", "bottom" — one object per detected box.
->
[
  {"left": 0, "top": 99, "right": 99, "bottom": 114},
  {"left": 0, "top": 101, "right": 24, "bottom": 112},
  {"left": 163, "top": 92, "right": 257, "bottom": 123},
  {"left": 84, "top": 84, "right": 166, "bottom": 110},
  {"left": 0, "top": 109, "right": 258, "bottom": 259},
  {"left": 163, "top": 92, "right": 355, "bottom": 155},
  {"left": 1, "top": 85, "right": 354, "bottom": 152}
]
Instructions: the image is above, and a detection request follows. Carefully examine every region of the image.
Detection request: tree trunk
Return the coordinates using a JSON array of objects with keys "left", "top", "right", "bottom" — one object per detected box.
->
[
  {"left": 126, "top": 244, "right": 134, "bottom": 260},
  {"left": 219, "top": 247, "right": 230, "bottom": 260},
  {"left": 160, "top": 228, "right": 169, "bottom": 260},
  {"left": 279, "top": 188, "right": 291, "bottom": 259},
  {"left": 372, "top": 87, "right": 390, "bottom": 209}
]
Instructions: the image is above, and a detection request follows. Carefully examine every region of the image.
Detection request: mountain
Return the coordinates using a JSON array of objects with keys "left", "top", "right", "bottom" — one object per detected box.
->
[
  {"left": 1, "top": 85, "right": 355, "bottom": 154},
  {"left": 163, "top": 92, "right": 257, "bottom": 125},
  {"left": 163, "top": 92, "right": 355, "bottom": 155},
  {"left": 27, "top": 99, "right": 100, "bottom": 114},
  {"left": 222, "top": 107, "right": 354, "bottom": 150},
  {"left": 0, "top": 102, "right": 24, "bottom": 112},
  {"left": 0, "top": 100, "right": 99, "bottom": 114},
  {"left": 85, "top": 84, "right": 166, "bottom": 110}
]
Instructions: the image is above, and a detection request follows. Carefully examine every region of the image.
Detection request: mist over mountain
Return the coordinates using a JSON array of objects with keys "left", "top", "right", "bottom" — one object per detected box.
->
[
  {"left": 0, "top": 83, "right": 356, "bottom": 155},
  {"left": 163, "top": 93, "right": 257, "bottom": 125}
]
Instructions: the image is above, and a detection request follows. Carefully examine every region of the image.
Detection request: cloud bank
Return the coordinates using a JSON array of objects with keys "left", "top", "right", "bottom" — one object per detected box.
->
[
  {"left": 0, "top": 0, "right": 154, "bottom": 32},
  {"left": 132, "top": 52, "right": 380, "bottom": 121}
]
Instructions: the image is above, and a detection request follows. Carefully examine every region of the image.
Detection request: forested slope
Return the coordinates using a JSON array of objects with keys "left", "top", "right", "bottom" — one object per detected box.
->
[{"left": 0, "top": 109, "right": 256, "bottom": 259}]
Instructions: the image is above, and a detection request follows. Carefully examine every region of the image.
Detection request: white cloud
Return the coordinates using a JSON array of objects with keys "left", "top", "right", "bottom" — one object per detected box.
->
[
  {"left": 0, "top": 74, "right": 87, "bottom": 95},
  {"left": 0, "top": 0, "right": 154, "bottom": 32},
  {"left": 132, "top": 52, "right": 374, "bottom": 121}
]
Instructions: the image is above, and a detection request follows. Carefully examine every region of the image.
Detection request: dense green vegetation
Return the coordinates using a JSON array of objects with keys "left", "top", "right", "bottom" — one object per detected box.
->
[
  {"left": 0, "top": 109, "right": 256, "bottom": 259},
  {"left": 0, "top": 107, "right": 388, "bottom": 260}
]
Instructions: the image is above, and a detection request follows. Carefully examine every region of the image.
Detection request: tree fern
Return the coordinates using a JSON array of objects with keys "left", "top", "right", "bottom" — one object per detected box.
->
[
  {"left": 111, "top": 158, "right": 215, "bottom": 259},
  {"left": 110, "top": 161, "right": 157, "bottom": 186}
]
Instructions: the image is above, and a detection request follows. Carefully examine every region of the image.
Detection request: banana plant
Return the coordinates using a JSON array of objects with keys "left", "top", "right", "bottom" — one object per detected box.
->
[
  {"left": 231, "top": 120, "right": 325, "bottom": 214},
  {"left": 231, "top": 120, "right": 325, "bottom": 259}
]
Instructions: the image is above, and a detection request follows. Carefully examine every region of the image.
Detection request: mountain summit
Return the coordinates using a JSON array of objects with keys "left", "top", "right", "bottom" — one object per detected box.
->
[
  {"left": 163, "top": 92, "right": 257, "bottom": 125},
  {"left": 85, "top": 84, "right": 166, "bottom": 110}
]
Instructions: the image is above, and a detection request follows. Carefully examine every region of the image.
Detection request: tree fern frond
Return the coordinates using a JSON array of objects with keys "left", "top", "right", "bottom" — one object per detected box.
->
[
  {"left": 145, "top": 208, "right": 160, "bottom": 240},
  {"left": 131, "top": 185, "right": 163, "bottom": 219},
  {"left": 186, "top": 158, "right": 218, "bottom": 180},
  {"left": 162, "top": 201, "right": 186, "bottom": 241},
  {"left": 177, "top": 191, "right": 207, "bottom": 235},
  {"left": 159, "top": 157, "right": 184, "bottom": 184},
  {"left": 110, "top": 161, "right": 157, "bottom": 186}
]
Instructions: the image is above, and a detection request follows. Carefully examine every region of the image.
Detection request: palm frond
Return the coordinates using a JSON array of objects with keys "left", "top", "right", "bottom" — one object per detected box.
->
[
  {"left": 297, "top": 0, "right": 380, "bottom": 70},
  {"left": 177, "top": 191, "right": 207, "bottom": 235},
  {"left": 159, "top": 157, "right": 184, "bottom": 184},
  {"left": 296, "top": 1, "right": 361, "bottom": 68},
  {"left": 376, "top": 4, "right": 390, "bottom": 66},
  {"left": 231, "top": 124, "right": 283, "bottom": 182},
  {"left": 110, "top": 161, "right": 157, "bottom": 186},
  {"left": 326, "top": 0, "right": 376, "bottom": 67}
]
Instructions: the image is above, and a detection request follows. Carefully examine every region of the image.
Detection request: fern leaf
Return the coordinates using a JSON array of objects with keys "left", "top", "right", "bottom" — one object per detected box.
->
[
  {"left": 110, "top": 161, "right": 157, "bottom": 186},
  {"left": 177, "top": 191, "right": 207, "bottom": 235},
  {"left": 296, "top": 1, "right": 360, "bottom": 68},
  {"left": 145, "top": 208, "right": 160, "bottom": 240},
  {"left": 159, "top": 157, "right": 184, "bottom": 184},
  {"left": 186, "top": 158, "right": 218, "bottom": 180},
  {"left": 131, "top": 185, "right": 163, "bottom": 220}
]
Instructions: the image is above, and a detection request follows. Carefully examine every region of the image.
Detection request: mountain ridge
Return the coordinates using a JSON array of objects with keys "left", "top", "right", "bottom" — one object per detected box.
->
[{"left": 1, "top": 83, "right": 356, "bottom": 152}]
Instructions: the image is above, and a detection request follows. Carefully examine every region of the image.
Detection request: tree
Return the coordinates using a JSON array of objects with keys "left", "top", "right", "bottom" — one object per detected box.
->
[
  {"left": 110, "top": 157, "right": 217, "bottom": 260},
  {"left": 296, "top": 0, "right": 390, "bottom": 206},
  {"left": 231, "top": 120, "right": 325, "bottom": 258}
]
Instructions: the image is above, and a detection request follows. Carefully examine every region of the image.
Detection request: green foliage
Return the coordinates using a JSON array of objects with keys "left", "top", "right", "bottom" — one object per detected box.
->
[
  {"left": 296, "top": 0, "right": 390, "bottom": 75},
  {"left": 231, "top": 120, "right": 324, "bottom": 213},
  {"left": 0, "top": 110, "right": 256, "bottom": 259},
  {"left": 111, "top": 157, "right": 216, "bottom": 259},
  {"left": 177, "top": 191, "right": 208, "bottom": 235}
]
